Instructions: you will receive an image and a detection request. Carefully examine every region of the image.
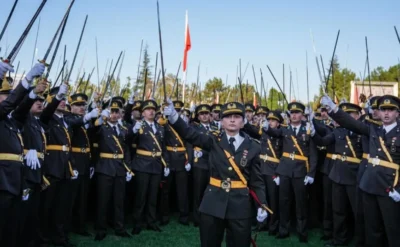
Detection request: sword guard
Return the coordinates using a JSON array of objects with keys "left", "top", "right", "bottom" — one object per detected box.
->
[{"left": 38, "top": 59, "right": 50, "bottom": 67}]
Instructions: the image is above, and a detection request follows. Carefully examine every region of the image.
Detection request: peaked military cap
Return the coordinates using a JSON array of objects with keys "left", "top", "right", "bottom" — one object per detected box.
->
[
  {"left": 132, "top": 100, "right": 143, "bottom": 111},
  {"left": 112, "top": 96, "right": 126, "bottom": 106},
  {"left": 141, "top": 99, "right": 157, "bottom": 112},
  {"left": 339, "top": 102, "right": 362, "bottom": 113},
  {"left": 255, "top": 106, "right": 269, "bottom": 115},
  {"left": 245, "top": 103, "right": 255, "bottom": 112},
  {"left": 173, "top": 100, "right": 184, "bottom": 110},
  {"left": 211, "top": 103, "right": 222, "bottom": 112},
  {"left": 377, "top": 95, "right": 400, "bottom": 110},
  {"left": 69, "top": 93, "right": 88, "bottom": 105},
  {"left": 288, "top": 102, "right": 305, "bottom": 113},
  {"left": 267, "top": 110, "right": 283, "bottom": 123},
  {"left": 369, "top": 96, "right": 380, "bottom": 110},
  {"left": 196, "top": 104, "right": 211, "bottom": 115},
  {"left": 221, "top": 102, "right": 244, "bottom": 118},
  {"left": 155, "top": 105, "right": 161, "bottom": 115},
  {"left": 110, "top": 100, "right": 123, "bottom": 110},
  {"left": 182, "top": 108, "right": 191, "bottom": 116}
]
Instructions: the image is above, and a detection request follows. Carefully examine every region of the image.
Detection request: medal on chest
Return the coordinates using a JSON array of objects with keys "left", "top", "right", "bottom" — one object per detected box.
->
[{"left": 240, "top": 150, "right": 248, "bottom": 167}]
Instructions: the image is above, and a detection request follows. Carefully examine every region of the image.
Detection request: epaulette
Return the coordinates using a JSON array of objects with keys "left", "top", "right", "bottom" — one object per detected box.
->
[
  {"left": 211, "top": 130, "right": 220, "bottom": 137},
  {"left": 120, "top": 125, "right": 128, "bottom": 131},
  {"left": 210, "top": 125, "right": 219, "bottom": 131},
  {"left": 250, "top": 137, "right": 261, "bottom": 144},
  {"left": 364, "top": 118, "right": 382, "bottom": 126}
]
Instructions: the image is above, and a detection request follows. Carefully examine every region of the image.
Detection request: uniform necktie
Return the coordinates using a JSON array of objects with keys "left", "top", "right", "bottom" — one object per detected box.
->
[
  {"left": 229, "top": 137, "right": 236, "bottom": 153},
  {"left": 206, "top": 126, "right": 210, "bottom": 131},
  {"left": 293, "top": 127, "right": 297, "bottom": 135},
  {"left": 113, "top": 126, "right": 118, "bottom": 136},
  {"left": 383, "top": 128, "right": 387, "bottom": 138},
  {"left": 150, "top": 124, "right": 154, "bottom": 133}
]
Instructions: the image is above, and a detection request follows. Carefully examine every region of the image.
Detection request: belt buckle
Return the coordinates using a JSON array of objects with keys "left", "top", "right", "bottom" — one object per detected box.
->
[
  {"left": 39, "top": 153, "right": 44, "bottom": 159},
  {"left": 332, "top": 154, "right": 338, "bottom": 160},
  {"left": 62, "top": 145, "right": 67, "bottom": 152},
  {"left": 289, "top": 153, "right": 295, "bottom": 160},
  {"left": 81, "top": 148, "right": 86, "bottom": 153},
  {"left": 371, "top": 158, "right": 380, "bottom": 167},
  {"left": 19, "top": 155, "right": 23, "bottom": 162},
  {"left": 152, "top": 152, "right": 156, "bottom": 157},
  {"left": 263, "top": 155, "right": 268, "bottom": 162},
  {"left": 341, "top": 155, "right": 347, "bottom": 162},
  {"left": 221, "top": 180, "right": 231, "bottom": 191},
  {"left": 173, "top": 147, "right": 177, "bottom": 152},
  {"left": 113, "top": 154, "right": 118, "bottom": 159}
]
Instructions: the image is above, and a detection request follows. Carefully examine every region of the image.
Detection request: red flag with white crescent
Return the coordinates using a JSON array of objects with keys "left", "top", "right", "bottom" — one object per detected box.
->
[{"left": 183, "top": 11, "right": 191, "bottom": 72}]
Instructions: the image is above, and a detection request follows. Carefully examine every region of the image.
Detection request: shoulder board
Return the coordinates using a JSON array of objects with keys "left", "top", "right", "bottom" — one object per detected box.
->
[
  {"left": 250, "top": 138, "right": 260, "bottom": 144},
  {"left": 365, "top": 118, "right": 382, "bottom": 126},
  {"left": 120, "top": 125, "right": 128, "bottom": 130},
  {"left": 211, "top": 130, "right": 220, "bottom": 137}
]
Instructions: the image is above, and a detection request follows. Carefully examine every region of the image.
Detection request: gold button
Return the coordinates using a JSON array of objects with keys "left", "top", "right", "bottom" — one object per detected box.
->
[
  {"left": 228, "top": 167, "right": 233, "bottom": 171},
  {"left": 227, "top": 178, "right": 231, "bottom": 181}
]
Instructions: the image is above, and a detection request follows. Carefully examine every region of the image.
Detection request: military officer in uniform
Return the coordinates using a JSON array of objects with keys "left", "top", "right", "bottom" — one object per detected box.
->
[
  {"left": 17, "top": 85, "right": 48, "bottom": 247},
  {"left": 263, "top": 102, "right": 317, "bottom": 243},
  {"left": 162, "top": 100, "right": 191, "bottom": 225},
  {"left": 244, "top": 103, "right": 256, "bottom": 126},
  {"left": 39, "top": 83, "right": 89, "bottom": 247},
  {"left": 312, "top": 103, "right": 363, "bottom": 246},
  {"left": 0, "top": 62, "right": 46, "bottom": 246},
  {"left": 244, "top": 110, "right": 283, "bottom": 235},
  {"left": 94, "top": 99, "right": 132, "bottom": 241},
  {"left": 164, "top": 100, "right": 269, "bottom": 247},
  {"left": 321, "top": 94, "right": 400, "bottom": 247},
  {"left": 210, "top": 103, "right": 222, "bottom": 130},
  {"left": 130, "top": 99, "right": 170, "bottom": 234},
  {"left": 191, "top": 104, "right": 216, "bottom": 227},
  {"left": 67, "top": 93, "right": 98, "bottom": 236},
  {"left": 313, "top": 108, "right": 335, "bottom": 241}
]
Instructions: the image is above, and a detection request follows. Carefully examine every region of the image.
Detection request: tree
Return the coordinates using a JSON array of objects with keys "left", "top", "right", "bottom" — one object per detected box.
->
[{"left": 134, "top": 44, "right": 153, "bottom": 94}]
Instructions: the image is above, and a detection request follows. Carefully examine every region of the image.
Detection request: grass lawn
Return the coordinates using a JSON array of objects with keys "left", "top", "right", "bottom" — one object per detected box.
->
[{"left": 70, "top": 218, "right": 326, "bottom": 247}]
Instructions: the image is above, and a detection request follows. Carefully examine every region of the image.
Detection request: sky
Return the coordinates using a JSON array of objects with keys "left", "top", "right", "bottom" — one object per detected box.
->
[{"left": 1, "top": 0, "right": 400, "bottom": 103}]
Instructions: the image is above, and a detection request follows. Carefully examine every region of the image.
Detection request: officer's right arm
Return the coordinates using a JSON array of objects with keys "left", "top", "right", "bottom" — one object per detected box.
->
[
  {"left": 40, "top": 96, "right": 61, "bottom": 125},
  {"left": 313, "top": 118, "right": 329, "bottom": 137},
  {"left": 264, "top": 125, "right": 283, "bottom": 137},
  {"left": 124, "top": 103, "right": 133, "bottom": 125},
  {"left": 171, "top": 117, "right": 213, "bottom": 151},
  {"left": 243, "top": 122, "right": 261, "bottom": 139},
  {"left": 330, "top": 108, "right": 369, "bottom": 136},
  {"left": 312, "top": 131, "right": 335, "bottom": 146},
  {"left": 0, "top": 83, "right": 30, "bottom": 119}
]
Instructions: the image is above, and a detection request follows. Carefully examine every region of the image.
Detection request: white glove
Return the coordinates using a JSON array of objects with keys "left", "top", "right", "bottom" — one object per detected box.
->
[
  {"left": 189, "top": 105, "right": 196, "bottom": 113},
  {"left": 306, "top": 122, "right": 315, "bottom": 137},
  {"left": 262, "top": 120, "right": 269, "bottom": 131},
  {"left": 90, "top": 167, "right": 95, "bottom": 179},
  {"left": 89, "top": 101, "right": 98, "bottom": 110},
  {"left": 24, "top": 149, "right": 41, "bottom": 170},
  {"left": 22, "top": 189, "right": 30, "bottom": 201},
  {"left": 164, "top": 98, "right": 178, "bottom": 122},
  {"left": 84, "top": 108, "right": 99, "bottom": 122},
  {"left": 101, "top": 109, "right": 110, "bottom": 118},
  {"left": 71, "top": 170, "right": 79, "bottom": 180},
  {"left": 185, "top": 163, "right": 191, "bottom": 172},
  {"left": 273, "top": 176, "right": 280, "bottom": 186},
  {"left": 0, "top": 61, "right": 14, "bottom": 78},
  {"left": 304, "top": 176, "right": 314, "bottom": 185},
  {"left": 256, "top": 208, "right": 268, "bottom": 223},
  {"left": 133, "top": 120, "right": 142, "bottom": 134},
  {"left": 320, "top": 94, "right": 337, "bottom": 113},
  {"left": 126, "top": 171, "right": 132, "bottom": 182},
  {"left": 56, "top": 83, "right": 69, "bottom": 100},
  {"left": 389, "top": 190, "right": 400, "bottom": 202},
  {"left": 164, "top": 167, "right": 170, "bottom": 177},
  {"left": 128, "top": 94, "right": 135, "bottom": 104},
  {"left": 26, "top": 63, "right": 46, "bottom": 82}
]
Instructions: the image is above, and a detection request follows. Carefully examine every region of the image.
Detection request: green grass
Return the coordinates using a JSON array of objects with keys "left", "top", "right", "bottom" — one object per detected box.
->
[{"left": 69, "top": 218, "right": 326, "bottom": 247}]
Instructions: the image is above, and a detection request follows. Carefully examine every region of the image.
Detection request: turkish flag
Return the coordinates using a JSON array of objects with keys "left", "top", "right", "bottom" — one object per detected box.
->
[{"left": 183, "top": 11, "right": 191, "bottom": 72}]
